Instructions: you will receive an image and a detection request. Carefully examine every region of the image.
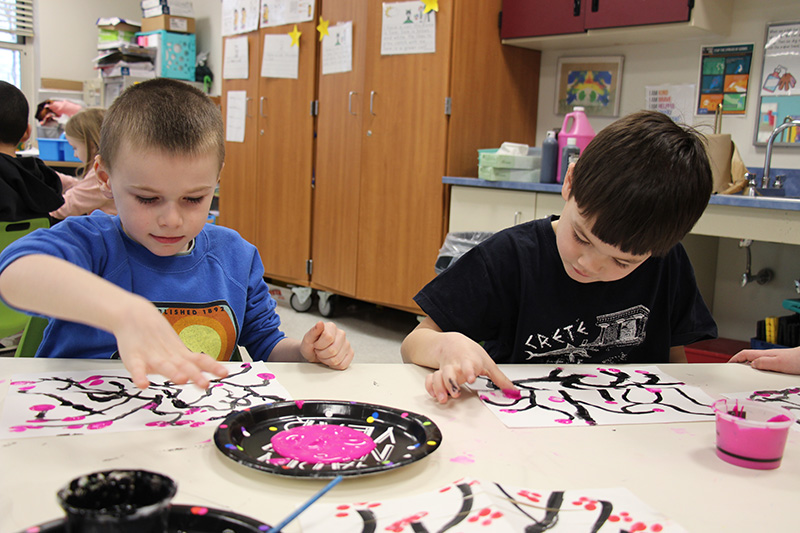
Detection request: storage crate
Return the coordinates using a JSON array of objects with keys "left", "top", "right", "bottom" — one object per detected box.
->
[
  {"left": 38, "top": 138, "right": 63, "bottom": 161},
  {"left": 136, "top": 30, "right": 196, "bottom": 81}
]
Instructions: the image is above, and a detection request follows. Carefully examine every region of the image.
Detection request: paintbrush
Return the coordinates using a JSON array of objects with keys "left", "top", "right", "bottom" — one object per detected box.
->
[{"left": 266, "top": 475, "right": 343, "bottom": 533}]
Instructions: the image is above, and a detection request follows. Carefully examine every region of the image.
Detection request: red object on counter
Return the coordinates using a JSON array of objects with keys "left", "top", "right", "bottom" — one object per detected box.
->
[{"left": 685, "top": 338, "right": 750, "bottom": 363}]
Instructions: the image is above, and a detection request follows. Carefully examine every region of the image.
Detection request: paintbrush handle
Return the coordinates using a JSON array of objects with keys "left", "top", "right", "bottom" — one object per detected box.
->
[{"left": 266, "top": 475, "right": 343, "bottom": 533}]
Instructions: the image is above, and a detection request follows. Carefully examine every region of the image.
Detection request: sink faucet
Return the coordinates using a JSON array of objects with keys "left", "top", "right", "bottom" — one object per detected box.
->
[{"left": 762, "top": 119, "right": 800, "bottom": 187}]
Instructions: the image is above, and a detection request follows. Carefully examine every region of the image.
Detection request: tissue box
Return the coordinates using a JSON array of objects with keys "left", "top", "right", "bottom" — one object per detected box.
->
[{"left": 478, "top": 147, "right": 542, "bottom": 182}]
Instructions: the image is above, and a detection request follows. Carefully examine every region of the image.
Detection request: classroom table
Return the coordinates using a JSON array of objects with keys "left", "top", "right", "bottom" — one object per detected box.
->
[{"left": 0, "top": 359, "right": 796, "bottom": 532}]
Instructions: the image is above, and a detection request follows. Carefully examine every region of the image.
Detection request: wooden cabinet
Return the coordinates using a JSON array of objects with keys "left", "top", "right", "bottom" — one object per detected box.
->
[
  {"left": 221, "top": 1, "right": 541, "bottom": 314},
  {"left": 500, "top": 0, "right": 732, "bottom": 51},
  {"left": 219, "top": 21, "right": 318, "bottom": 286},
  {"left": 312, "top": 0, "right": 541, "bottom": 313},
  {"left": 501, "top": 0, "right": 692, "bottom": 39}
]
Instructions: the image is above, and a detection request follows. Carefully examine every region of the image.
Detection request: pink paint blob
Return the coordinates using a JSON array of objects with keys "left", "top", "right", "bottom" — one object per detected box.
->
[
  {"left": 502, "top": 389, "right": 521, "bottom": 399},
  {"left": 30, "top": 404, "right": 55, "bottom": 412},
  {"left": 257, "top": 373, "right": 275, "bottom": 380},
  {"left": 768, "top": 414, "right": 791, "bottom": 423},
  {"left": 271, "top": 424, "right": 376, "bottom": 464}
]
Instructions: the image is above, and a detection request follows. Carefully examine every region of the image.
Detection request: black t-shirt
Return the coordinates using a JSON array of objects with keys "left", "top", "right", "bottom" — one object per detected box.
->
[{"left": 415, "top": 217, "right": 717, "bottom": 365}]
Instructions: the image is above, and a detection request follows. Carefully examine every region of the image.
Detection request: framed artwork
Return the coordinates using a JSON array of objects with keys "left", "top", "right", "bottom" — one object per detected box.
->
[
  {"left": 555, "top": 55, "right": 624, "bottom": 116},
  {"left": 752, "top": 21, "right": 800, "bottom": 147}
]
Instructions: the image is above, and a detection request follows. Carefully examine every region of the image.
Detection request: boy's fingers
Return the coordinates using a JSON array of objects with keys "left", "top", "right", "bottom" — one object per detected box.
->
[
  {"left": 125, "top": 359, "right": 151, "bottom": 390},
  {"left": 483, "top": 363, "right": 516, "bottom": 392},
  {"left": 313, "top": 321, "right": 338, "bottom": 349}
]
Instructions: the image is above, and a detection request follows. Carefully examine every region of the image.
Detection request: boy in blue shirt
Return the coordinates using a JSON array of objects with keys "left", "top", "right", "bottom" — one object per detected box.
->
[
  {"left": 402, "top": 111, "right": 717, "bottom": 403},
  {"left": 0, "top": 79, "right": 353, "bottom": 389}
]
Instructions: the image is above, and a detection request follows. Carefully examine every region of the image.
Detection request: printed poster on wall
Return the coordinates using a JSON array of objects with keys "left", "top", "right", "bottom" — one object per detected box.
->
[
  {"left": 696, "top": 44, "right": 753, "bottom": 116},
  {"left": 753, "top": 21, "right": 800, "bottom": 146},
  {"left": 223, "top": 36, "right": 250, "bottom": 79},
  {"left": 226, "top": 90, "right": 247, "bottom": 143},
  {"left": 322, "top": 21, "right": 353, "bottom": 75},
  {"left": 222, "top": 0, "right": 260, "bottom": 36},
  {"left": 260, "top": 0, "right": 315, "bottom": 28},
  {"left": 261, "top": 33, "right": 299, "bottom": 79},
  {"left": 645, "top": 84, "right": 695, "bottom": 124},
  {"left": 381, "top": 1, "right": 436, "bottom": 56}
]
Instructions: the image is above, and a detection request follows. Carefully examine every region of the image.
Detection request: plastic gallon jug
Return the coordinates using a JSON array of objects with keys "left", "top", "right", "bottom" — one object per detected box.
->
[
  {"left": 557, "top": 106, "right": 595, "bottom": 183},
  {"left": 540, "top": 130, "right": 558, "bottom": 183}
]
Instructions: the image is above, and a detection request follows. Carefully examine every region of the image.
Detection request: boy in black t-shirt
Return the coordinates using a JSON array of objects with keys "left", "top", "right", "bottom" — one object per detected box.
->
[{"left": 402, "top": 110, "right": 717, "bottom": 403}]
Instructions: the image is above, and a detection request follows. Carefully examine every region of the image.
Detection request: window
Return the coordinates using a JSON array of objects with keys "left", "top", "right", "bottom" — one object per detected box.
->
[{"left": 0, "top": 0, "right": 34, "bottom": 88}]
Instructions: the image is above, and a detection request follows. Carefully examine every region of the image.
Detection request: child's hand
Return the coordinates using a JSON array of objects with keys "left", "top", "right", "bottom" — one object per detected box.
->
[
  {"left": 426, "top": 341, "right": 515, "bottom": 404},
  {"left": 728, "top": 348, "right": 800, "bottom": 375},
  {"left": 114, "top": 297, "right": 229, "bottom": 389},
  {"left": 300, "top": 321, "right": 354, "bottom": 370}
]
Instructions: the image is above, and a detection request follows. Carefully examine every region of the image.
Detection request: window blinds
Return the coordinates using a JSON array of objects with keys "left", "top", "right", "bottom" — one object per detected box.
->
[{"left": 0, "top": 0, "right": 34, "bottom": 38}]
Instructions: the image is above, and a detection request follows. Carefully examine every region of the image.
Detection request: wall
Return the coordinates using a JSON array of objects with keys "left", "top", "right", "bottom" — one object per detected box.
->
[
  {"left": 37, "top": 0, "right": 222, "bottom": 96},
  {"left": 533, "top": 0, "right": 800, "bottom": 343}
]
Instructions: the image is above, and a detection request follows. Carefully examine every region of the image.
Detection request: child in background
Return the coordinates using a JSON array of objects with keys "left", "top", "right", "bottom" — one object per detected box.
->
[
  {"left": 729, "top": 347, "right": 800, "bottom": 374},
  {"left": 0, "top": 80, "right": 64, "bottom": 221},
  {"left": 0, "top": 79, "right": 353, "bottom": 389},
  {"left": 51, "top": 108, "right": 118, "bottom": 220},
  {"left": 402, "top": 110, "right": 717, "bottom": 403}
]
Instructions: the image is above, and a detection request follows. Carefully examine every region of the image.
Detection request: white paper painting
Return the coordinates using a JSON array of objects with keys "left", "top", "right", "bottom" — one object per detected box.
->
[
  {"left": 381, "top": 1, "right": 436, "bottom": 56},
  {"left": 300, "top": 478, "right": 688, "bottom": 533},
  {"left": 470, "top": 366, "right": 715, "bottom": 428},
  {"left": 0, "top": 362, "right": 291, "bottom": 439},
  {"left": 322, "top": 21, "right": 353, "bottom": 75},
  {"left": 723, "top": 386, "right": 800, "bottom": 431}
]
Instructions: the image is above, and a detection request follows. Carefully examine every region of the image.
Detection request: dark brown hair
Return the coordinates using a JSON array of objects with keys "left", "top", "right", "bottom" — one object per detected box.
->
[
  {"left": 0, "top": 80, "right": 29, "bottom": 146},
  {"left": 99, "top": 78, "right": 224, "bottom": 171},
  {"left": 569, "top": 110, "right": 712, "bottom": 256}
]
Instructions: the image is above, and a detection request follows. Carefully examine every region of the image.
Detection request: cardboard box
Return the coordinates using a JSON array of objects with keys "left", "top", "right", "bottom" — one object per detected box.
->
[
  {"left": 142, "top": 0, "right": 194, "bottom": 19},
  {"left": 141, "top": 14, "right": 195, "bottom": 34}
]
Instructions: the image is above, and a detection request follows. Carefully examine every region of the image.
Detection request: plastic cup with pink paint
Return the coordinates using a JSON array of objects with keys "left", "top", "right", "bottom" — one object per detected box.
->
[
  {"left": 712, "top": 398, "right": 796, "bottom": 470},
  {"left": 57, "top": 469, "right": 177, "bottom": 533}
]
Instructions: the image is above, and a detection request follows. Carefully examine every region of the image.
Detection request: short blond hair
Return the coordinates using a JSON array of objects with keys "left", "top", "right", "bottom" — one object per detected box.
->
[{"left": 99, "top": 78, "right": 224, "bottom": 171}]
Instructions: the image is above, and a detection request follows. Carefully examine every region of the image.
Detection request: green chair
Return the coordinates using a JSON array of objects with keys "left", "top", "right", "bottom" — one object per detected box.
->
[
  {"left": 14, "top": 315, "right": 48, "bottom": 357},
  {"left": 0, "top": 218, "right": 50, "bottom": 339}
]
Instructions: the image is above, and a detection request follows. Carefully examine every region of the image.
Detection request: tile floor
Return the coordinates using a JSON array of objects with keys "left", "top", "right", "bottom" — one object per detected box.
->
[{"left": 272, "top": 297, "right": 421, "bottom": 364}]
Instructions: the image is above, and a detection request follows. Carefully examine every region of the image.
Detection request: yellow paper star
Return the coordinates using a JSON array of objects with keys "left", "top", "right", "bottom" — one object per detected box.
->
[
  {"left": 422, "top": 0, "right": 439, "bottom": 13},
  {"left": 316, "top": 16, "right": 330, "bottom": 42},
  {"left": 289, "top": 24, "right": 301, "bottom": 47}
]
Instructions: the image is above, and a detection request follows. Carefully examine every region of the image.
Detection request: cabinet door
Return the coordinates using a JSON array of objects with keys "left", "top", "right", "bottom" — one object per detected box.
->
[
  {"left": 585, "top": 0, "right": 691, "bottom": 29},
  {"left": 253, "top": 22, "right": 317, "bottom": 285},
  {"left": 355, "top": 1, "right": 454, "bottom": 311},
  {"left": 500, "top": 0, "right": 585, "bottom": 39},
  {"left": 219, "top": 32, "right": 260, "bottom": 245},
  {"left": 311, "top": 0, "right": 368, "bottom": 296}
]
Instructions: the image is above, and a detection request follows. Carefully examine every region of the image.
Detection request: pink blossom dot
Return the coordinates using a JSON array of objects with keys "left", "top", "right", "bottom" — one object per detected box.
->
[
  {"left": 18, "top": 386, "right": 35, "bottom": 391},
  {"left": 499, "top": 409, "right": 517, "bottom": 414},
  {"left": 63, "top": 416, "right": 86, "bottom": 422},
  {"left": 549, "top": 396, "right": 565, "bottom": 403},
  {"left": 66, "top": 425, "right": 84, "bottom": 429},
  {"left": 479, "top": 395, "right": 489, "bottom": 401},
  {"left": 89, "top": 380, "right": 104, "bottom": 386},
  {"left": 11, "top": 381, "right": 36, "bottom": 385},
  {"left": 190, "top": 422, "right": 205, "bottom": 427},
  {"left": 367, "top": 503, "right": 381, "bottom": 508},
  {"left": 555, "top": 419, "right": 572, "bottom": 424},
  {"left": 30, "top": 404, "right": 55, "bottom": 412},
  {"left": 653, "top": 408, "right": 664, "bottom": 412},
  {"left": 212, "top": 383, "right": 224, "bottom": 387},
  {"left": 88, "top": 421, "right": 113, "bottom": 430},
  {"left": 335, "top": 512, "right": 348, "bottom": 518},
  {"left": 605, "top": 401, "right": 618, "bottom": 404},
  {"left": 646, "top": 388, "right": 662, "bottom": 393},
  {"left": 80, "top": 375, "right": 102, "bottom": 383},
  {"left": 336, "top": 505, "right": 350, "bottom": 510},
  {"left": 482, "top": 520, "right": 492, "bottom": 526},
  {"left": 175, "top": 420, "right": 191, "bottom": 426},
  {"left": 9, "top": 426, "right": 27, "bottom": 432}
]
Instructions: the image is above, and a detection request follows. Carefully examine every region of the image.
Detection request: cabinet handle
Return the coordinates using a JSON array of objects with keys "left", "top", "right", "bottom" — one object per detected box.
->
[
  {"left": 259, "top": 96, "right": 267, "bottom": 118},
  {"left": 591, "top": 0, "right": 599, "bottom": 12},
  {"left": 573, "top": 0, "right": 581, "bottom": 16},
  {"left": 514, "top": 211, "right": 522, "bottom": 226},
  {"left": 348, "top": 91, "right": 358, "bottom": 115},
  {"left": 370, "top": 91, "right": 377, "bottom": 116},
  {"left": 245, "top": 96, "right": 253, "bottom": 118}
]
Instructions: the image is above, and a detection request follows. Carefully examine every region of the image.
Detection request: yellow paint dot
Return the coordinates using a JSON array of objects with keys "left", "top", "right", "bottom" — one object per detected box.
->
[
  {"left": 422, "top": 421, "right": 431, "bottom": 426},
  {"left": 427, "top": 440, "right": 437, "bottom": 446},
  {"left": 269, "top": 426, "right": 278, "bottom": 431},
  {"left": 366, "top": 416, "right": 375, "bottom": 423}
]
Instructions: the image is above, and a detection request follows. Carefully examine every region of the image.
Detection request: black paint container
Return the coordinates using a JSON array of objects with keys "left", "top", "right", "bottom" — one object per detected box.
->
[{"left": 57, "top": 470, "right": 177, "bottom": 533}]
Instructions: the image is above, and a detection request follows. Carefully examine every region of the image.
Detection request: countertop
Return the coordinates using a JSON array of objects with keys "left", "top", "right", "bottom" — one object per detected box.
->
[{"left": 444, "top": 167, "right": 800, "bottom": 212}]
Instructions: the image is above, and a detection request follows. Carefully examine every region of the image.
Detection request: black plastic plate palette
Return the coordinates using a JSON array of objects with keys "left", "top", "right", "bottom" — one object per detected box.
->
[
  {"left": 18, "top": 504, "right": 270, "bottom": 532},
  {"left": 214, "top": 400, "right": 442, "bottom": 478}
]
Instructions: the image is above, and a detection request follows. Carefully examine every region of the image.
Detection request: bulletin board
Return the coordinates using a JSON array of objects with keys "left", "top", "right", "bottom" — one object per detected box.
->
[{"left": 753, "top": 21, "right": 800, "bottom": 147}]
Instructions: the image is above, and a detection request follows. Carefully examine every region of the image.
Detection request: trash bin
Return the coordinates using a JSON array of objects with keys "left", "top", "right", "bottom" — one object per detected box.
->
[{"left": 434, "top": 232, "right": 494, "bottom": 274}]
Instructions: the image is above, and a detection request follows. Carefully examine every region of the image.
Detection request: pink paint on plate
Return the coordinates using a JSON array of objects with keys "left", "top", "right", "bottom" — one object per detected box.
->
[{"left": 271, "top": 424, "right": 376, "bottom": 464}]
